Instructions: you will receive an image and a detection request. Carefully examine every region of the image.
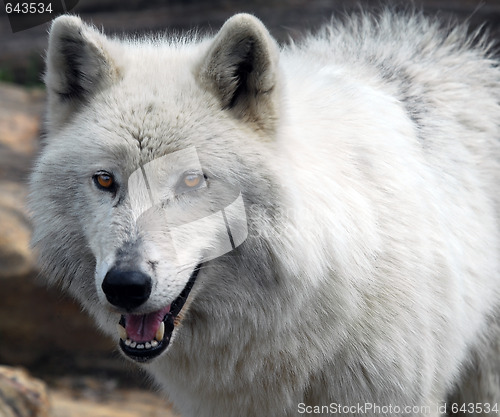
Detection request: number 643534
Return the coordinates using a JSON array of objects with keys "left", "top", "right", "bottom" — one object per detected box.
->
[{"left": 5, "top": 2, "right": 53, "bottom": 14}]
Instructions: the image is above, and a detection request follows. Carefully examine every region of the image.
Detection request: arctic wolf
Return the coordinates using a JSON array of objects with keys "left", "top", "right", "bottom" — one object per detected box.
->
[{"left": 29, "top": 10, "right": 500, "bottom": 417}]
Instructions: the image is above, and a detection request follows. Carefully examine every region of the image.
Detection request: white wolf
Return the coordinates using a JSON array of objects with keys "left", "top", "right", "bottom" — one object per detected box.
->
[{"left": 29, "top": 10, "right": 500, "bottom": 417}]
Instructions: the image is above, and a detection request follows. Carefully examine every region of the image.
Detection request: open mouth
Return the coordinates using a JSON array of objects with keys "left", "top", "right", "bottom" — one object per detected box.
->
[{"left": 116, "top": 264, "right": 201, "bottom": 362}]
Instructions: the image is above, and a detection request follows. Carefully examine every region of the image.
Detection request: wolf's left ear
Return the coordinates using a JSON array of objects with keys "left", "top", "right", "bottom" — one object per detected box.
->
[
  {"left": 198, "top": 14, "right": 280, "bottom": 135},
  {"left": 45, "top": 15, "right": 119, "bottom": 132}
]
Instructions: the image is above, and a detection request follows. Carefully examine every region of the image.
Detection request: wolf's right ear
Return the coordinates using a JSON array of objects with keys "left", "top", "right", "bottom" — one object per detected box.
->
[{"left": 45, "top": 15, "right": 119, "bottom": 131}]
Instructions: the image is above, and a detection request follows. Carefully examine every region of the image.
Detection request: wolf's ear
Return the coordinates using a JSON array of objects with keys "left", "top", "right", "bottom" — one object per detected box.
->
[
  {"left": 45, "top": 15, "right": 119, "bottom": 131},
  {"left": 198, "top": 14, "right": 280, "bottom": 135}
]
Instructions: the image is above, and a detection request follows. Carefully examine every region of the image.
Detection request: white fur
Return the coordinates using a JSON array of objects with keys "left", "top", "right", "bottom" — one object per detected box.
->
[{"left": 29, "top": 11, "right": 500, "bottom": 417}]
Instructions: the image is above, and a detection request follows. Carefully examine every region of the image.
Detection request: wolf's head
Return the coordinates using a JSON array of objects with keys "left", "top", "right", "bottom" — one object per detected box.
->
[{"left": 29, "top": 14, "right": 289, "bottom": 363}]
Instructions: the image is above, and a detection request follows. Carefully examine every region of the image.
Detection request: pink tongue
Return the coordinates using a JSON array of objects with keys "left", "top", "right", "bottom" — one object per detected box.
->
[{"left": 125, "top": 305, "right": 171, "bottom": 343}]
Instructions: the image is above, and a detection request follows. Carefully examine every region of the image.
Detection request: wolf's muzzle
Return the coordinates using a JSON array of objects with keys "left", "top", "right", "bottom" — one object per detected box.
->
[{"left": 102, "top": 268, "right": 152, "bottom": 311}]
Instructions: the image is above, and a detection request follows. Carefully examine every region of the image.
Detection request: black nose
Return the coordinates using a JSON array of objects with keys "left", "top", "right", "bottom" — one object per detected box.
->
[{"left": 102, "top": 268, "right": 152, "bottom": 311}]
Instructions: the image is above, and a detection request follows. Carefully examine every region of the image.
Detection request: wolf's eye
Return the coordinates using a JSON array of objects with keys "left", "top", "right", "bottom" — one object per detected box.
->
[
  {"left": 93, "top": 172, "right": 115, "bottom": 191},
  {"left": 175, "top": 172, "right": 206, "bottom": 195},
  {"left": 183, "top": 173, "right": 202, "bottom": 188}
]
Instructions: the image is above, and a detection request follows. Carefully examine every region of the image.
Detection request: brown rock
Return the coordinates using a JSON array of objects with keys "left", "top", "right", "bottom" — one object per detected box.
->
[
  {"left": 0, "top": 82, "right": 44, "bottom": 278},
  {"left": 0, "top": 82, "right": 44, "bottom": 155},
  {"left": 0, "top": 365, "right": 50, "bottom": 417},
  {"left": 0, "top": 269, "right": 119, "bottom": 374},
  {"left": 0, "top": 181, "right": 33, "bottom": 278},
  {"left": 50, "top": 386, "right": 181, "bottom": 417}
]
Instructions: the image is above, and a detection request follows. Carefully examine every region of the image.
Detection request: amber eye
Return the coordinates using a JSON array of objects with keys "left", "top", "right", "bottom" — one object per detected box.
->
[
  {"left": 94, "top": 172, "right": 115, "bottom": 191},
  {"left": 183, "top": 173, "right": 201, "bottom": 188}
]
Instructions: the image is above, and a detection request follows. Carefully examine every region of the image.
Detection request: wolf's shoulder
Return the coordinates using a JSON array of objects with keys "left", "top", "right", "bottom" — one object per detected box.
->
[
  {"left": 287, "top": 10, "right": 494, "bottom": 59},
  {"left": 281, "top": 10, "right": 498, "bottom": 86}
]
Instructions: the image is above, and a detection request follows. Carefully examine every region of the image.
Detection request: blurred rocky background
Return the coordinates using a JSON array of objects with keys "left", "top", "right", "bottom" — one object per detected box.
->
[{"left": 1, "top": 0, "right": 500, "bottom": 416}]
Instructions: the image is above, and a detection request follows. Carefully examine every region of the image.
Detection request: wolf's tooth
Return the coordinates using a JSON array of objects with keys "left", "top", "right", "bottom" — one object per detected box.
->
[
  {"left": 117, "top": 323, "right": 127, "bottom": 341},
  {"left": 155, "top": 322, "right": 165, "bottom": 341}
]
